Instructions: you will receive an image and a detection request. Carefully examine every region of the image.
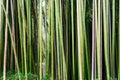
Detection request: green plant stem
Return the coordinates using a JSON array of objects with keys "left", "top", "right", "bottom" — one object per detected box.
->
[
  {"left": 111, "top": 0, "right": 115, "bottom": 79},
  {"left": 119, "top": 0, "right": 120, "bottom": 79},
  {"left": 39, "top": 0, "right": 42, "bottom": 79},
  {"left": 71, "top": 0, "right": 75, "bottom": 79},
  {"left": 25, "top": 0, "right": 32, "bottom": 73},
  {"left": 77, "top": 0, "right": 83, "bottom": 79},
  {"left": 103, "top": 0, "right": 110, "bottom": 79},
  {"left": 50, "top": 0, "right": 54, "bottom": 79},
  {"left": 97, "top": 0, "right": 102, "bottom": 79},
  {"left": 55, "top": 0, "right": 60, "bottom": 79},
  {"left": 0, "top": 0, "right": 3, "bottom": 71}
]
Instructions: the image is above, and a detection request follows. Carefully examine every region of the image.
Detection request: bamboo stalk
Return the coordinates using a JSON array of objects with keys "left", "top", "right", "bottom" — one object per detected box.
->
[
  {"left": 59, "top": 0, "right": 67, "bottom": 79},
  {"left": 46, "top": 0, "right": 50, "bottom": 74},
  {"left": 16, "top": 0, "right": 24, "bottom": 73},
  {"left": 97, "top": 0, "right": 102, "bottom": 79},
  {"left": 71, "top": 0, "right": 75, "bottom": 79},
  {"left": 119, "top": 0, "right": 120, "bottom": 79},
  {"left": 111, "top": 0, "right": 115, "bottom": 79},
  {"left": 100, "top": 0, "right": 102, "bottom": 79},
  {"left": 25, "top": 0, "right": 32, "bottom": 72},
  {"left": 50, "top": 0, "right": 54, "bottom": 79},
  {"left": 65, "top": 0, "right": 68, "bottom": 78},
  {"left": 103, "top": 0, "right": 110, "bottom": 79},
  {"left": 77, "top": 0, "right": 83, "bottom": 79},
  {"left": 39, "top": 0, "right": 43, "bottom": 79},
  {"left": 10, "top": 0, "right": 15, "bottom": 71},
  {"left": 19, "top": 0, "right": 28, "bottom": 79},
  {"left": 0, "top": 0, "right": 3, "bottom": 70},
  {"left": 55, "top": 0, "right": 60, "bottom": 79},
  {"left": 3, "top": 0, "right": 9, "bottom": 80},
  {"left": 91, "top": 0, "right": 96, "bottom": 79}
]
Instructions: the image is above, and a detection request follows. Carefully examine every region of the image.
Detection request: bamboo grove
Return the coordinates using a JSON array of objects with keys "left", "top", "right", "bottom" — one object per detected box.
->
[{"left": 0, "top": 0, "right": 119, "bottom": 80}]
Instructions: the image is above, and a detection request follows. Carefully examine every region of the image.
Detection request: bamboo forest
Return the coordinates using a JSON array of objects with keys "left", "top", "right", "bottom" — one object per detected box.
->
[{"left": 0, "top": 0, "right": 120, "bottom": 80}]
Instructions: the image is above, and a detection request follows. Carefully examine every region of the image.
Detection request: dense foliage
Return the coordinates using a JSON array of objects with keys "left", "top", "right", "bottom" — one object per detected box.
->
[{"left": 0, "top": 0, "right": 119, "bottom": 80}]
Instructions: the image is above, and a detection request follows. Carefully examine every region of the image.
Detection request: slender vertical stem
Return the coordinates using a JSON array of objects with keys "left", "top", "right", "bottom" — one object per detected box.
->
[
  {"left": 118, "top": 0, "right": 120, "bottom": 79},
  {"left": 21, "top": 0, "right": 28, "bottom": 78},
  {"left": 39, "top": 0, "right": 43, "bottom": 79},
  {"left": 71, "top": 0, "right": 75, "bottom": 79},
  {"left": 65, "top": 0, "right": 68, "bottom": 77},
  {"left": 10, "top": 0, "right": 15, "bottom": 71},
  {"left": 97, "top": 0, "right": 102, "bottom": 79},
  {"left": 91, "top": 0, "right": 96, "bottom": 79},
  {"left": 51, "top": 0, "right": 54, "bottom": 80},
  {"left": 77, "top": 0, "right": 83, "bottom": 79},
  {"left": 3, "top": 0, "right": 9, "bottom": 80},
  {"left": 55, "top": 0, "right": 60, "bottom": 79},
  {"left": 46, "top": 0, "right": 50, "bottom": 74},
  {"left": 0, "top": 0, "right": 3, "bottom": 70},
  {"left": 103, "top": 0, "right": 110, "bottom": 79},
  {"left": 26, "top": 0, "right": 32, "bottom": 72},
  {"left": 17, "top": 0, "right": 23, "bottom": 73},
  {"left": 100, "top": 0, "right": 102, "bottom": 79},
  {"left": 111, "top": 0, "right": 115, "bottom": 79}
]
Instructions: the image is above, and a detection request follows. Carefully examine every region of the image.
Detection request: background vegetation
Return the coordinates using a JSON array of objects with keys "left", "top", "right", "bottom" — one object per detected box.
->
[{"left": 0, "top": 0, "right": 119, "bottom": 80}]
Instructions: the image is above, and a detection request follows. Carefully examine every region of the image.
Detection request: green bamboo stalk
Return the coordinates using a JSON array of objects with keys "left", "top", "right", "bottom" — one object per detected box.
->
[
  {"left": 111, "top": 0, "right": 115, "bottom": 79},
  {"left": 21, "top": 0, "right": 28, "bottom": 79},
  {"left": 50, "top": 0, "right": 54, "bottom": 79},
  {"left": 59, "top": 0, "right": 67, "bottom": 79},
  {"left": 81, "top": 0, "right": 91, "bottom": 79},
  {"left": 16, "top": 0, "right": 24, "bottom": 73},
  {"left": 18, "top": 0, "right": 28, "bottom": 79},
  {"left": 64, "top": 1, "right": 69, "bottom": 79},
  {"left": 103, "top": 0, "right": 110, "bottom": 79},
  {"left": 59, "top": 1, "right": 63, "bottom": 79},
  {"left": 46, "top": 0, "right": 51, "bottom": 75},
  {"left": 0, "top": 0, "right": 3, "bottom": 70},
  {"left": 55, "top": 0, "right": 60, "bottom": 79},
  {"left": 10, "top": 0, "right": 15, "bottom": 71},
  {"left": 23, "top": 20, "right": 27, "bottom": 80},
  {"left": 25, "top": 0, "right": 32, "bottom": 72},
  {"left": 118, "top": 0, "right": 120, "bottom": 79},
  {"left": 80, "top": 0, "right": 86, "bottom": 79},
  {"left": 39, "top": 0, "right": 43, "bottom": 79},
  {"left": 97, "top": 0, "right": 102, "bottom": 79},
  {"left": 77, "top": 0, "right": 83, "bottom": 79},
  {"left": 80, "top": 0, "right": 85, "bottom": 78},
  {"left": 71, "top": 0, "right": 75, "bottom": 79},
  {"left": 65, "top": 0, "right": 68, "bottom": 74}
]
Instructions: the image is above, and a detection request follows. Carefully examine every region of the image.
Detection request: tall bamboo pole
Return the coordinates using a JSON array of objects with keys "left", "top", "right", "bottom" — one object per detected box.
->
[
  {"left": 0, "top": 0, "right": 3, "bottom": 71},
  {"left": 3, "top": 0, "right": 9, "bottom": 80},
  {"left": 91, "top": 0, "right": 96, "bottom": 79},
  {"left": 77, "top": 0, "right": 83, "bottom": 79},
  {"left": 39, "top": 0, "right": 43, "bottom": 79},
  {"left": 118, "top": 0, "right": 120, "bottom": 79}
]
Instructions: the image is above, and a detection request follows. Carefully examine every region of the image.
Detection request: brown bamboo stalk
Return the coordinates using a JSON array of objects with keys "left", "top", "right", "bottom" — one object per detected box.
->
[
  {"left": 91, "top": 0, "right": 96, "bottom": 79},
  {"left": 3, "top": 0, "right": 9, "bottom": 80},
  {"left": 54, "top": 29, "right": 58, "bottom": 80}
]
